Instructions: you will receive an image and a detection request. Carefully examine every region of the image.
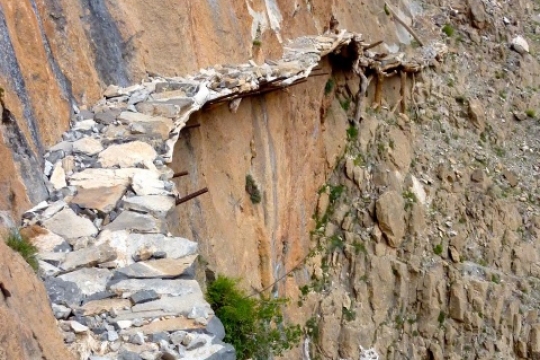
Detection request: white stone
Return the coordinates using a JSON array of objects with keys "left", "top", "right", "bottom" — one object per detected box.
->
[
  {"left": 115, "top": 320, "right": 133, "bottom": 330},
  {"left": 96, "top": 230, "right": 197, "bottom": 267},
  {"left": 132, "top": 173, "right": 168, "bottom": 195},
  {"left": 50, "top": 162, "right": 67, "bottom": 190},
  {"left": 110, "top": 279, "right": 203, "bottom": 298},
  {"left": 40, "top": 201, "right": 66, "bottom": 220},
  {"left": 70, "top": 320, "right": 89, "bottom": 333},
  {"left": 44, "top": 160, "right": 54, "bottom": 177},
  {"left": 104, "top": 211, "right": 162, "bottom": 234},
  {"left": 70, "top": 168, "right": 160, "bottom": 189},
  {"left": 98, "top": 141, "right": 157, "bottom": 168},
  {"left": 73, "top": 119, "right": 97, "bottom": 131},
  {"left": 30, "top": 228, "right": 66, "bottom": 252},
  {"left": 72, "top": 137, "right": 104, "bottom": 156},
  {"left": 42, "top": 208, "right": 98, "bottom": 239},
  {"left": 123, "top": 195, "right": 176, "bottom": 217},
  {"left": 59, "top": 268, "right": 113, "bottom": 296},
  {"left": 512, "top": 35, "right": 529, "bottom": 54}
]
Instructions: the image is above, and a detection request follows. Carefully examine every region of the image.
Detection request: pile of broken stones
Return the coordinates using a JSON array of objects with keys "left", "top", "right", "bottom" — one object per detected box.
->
[{"left": 19, "top": 30, "right": 436, "bottom": 359}]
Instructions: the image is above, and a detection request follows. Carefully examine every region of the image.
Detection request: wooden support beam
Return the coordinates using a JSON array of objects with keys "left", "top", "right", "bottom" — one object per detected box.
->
[
  {"left": 172, "top": 171, "right": 189, "bottom": 179},
  {"left": 364, "top": 40, "right": 383, "bottom": 51},
  {"left": 175, "top": 187, "right": 209, "bottom": 206},
  {"left": 400, "top": 70, "right": 407, "bottom": 114}
]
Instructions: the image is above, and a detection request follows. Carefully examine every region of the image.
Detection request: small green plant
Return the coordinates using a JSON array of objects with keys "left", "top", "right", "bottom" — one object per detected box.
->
[
  {"left": 342, "top": 307, "right": 356, "bottom": 321},
  {"left": 352, "top": 240, "right": 367, "bottom": 255},
  {"left": 354, "top": 153, "right": 366, "bottom": 166},
  {"left": 437, "top": 311, "right": 446, "bottom": 326},
  {"left": 402, "top": 191, "right": 417, "bottom": 211},
  {"left": 299, "top": 285, "right": 310, "bottom": 297},
  {"left": 245, "top": 174, "right": 262, "bottom": 204},
  {"left": 340, "top": 99, "right": 351, "bottom": 111},
  {"left": 305, "top": 316, "right": 320, "bottom": 341},
  {"left": 526, "top": 109, "right": 536, "bottom": 118},
  {"left": 346, "top": 125, "right": 358, "bottom": 141},
  {"left": 328, "top": 235, "right": 345, "bottom": 252},
  {"left": 491, "top": 274, "right": 501, "bottom": 284},
  {"left": 329, "top": 184, "right": 345, "bottom": 203},
  {"left": 252, "top": 39, "right": 262, "bottom": 46},
  {"left": 6, "top": 229, "right": 38, "bottom": 272},
  {"left": 433, "top": 244, "right": 443, "bottom": 256},
  {"left": 442, "top": 24, "right": 455, "bottom": 37},
  {"left": 324, "top": 79, "right": 335, "bottom": 95},
  {"left": 207, "top": 275, "right": 301, "bottom": 359},
  {"left": 494, "top": 146, "right": 506, "bottom": 157}
]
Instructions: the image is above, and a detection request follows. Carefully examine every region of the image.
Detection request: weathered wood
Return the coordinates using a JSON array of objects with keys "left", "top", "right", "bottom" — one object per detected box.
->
[
  {"left": 384, "top": 2, "right": 424, "bottom": 47},
  {"left": 364, "top": 40, "right": 383, "bottom": 51},
  {"left": 172, "top": 171, "right": 189, "bottom": 178},
  {"left": 175, "top": 187, "right": 209, "bottom": 206},
  {"left": 400, "top": 70, "right": 407, "bottom": 113}
]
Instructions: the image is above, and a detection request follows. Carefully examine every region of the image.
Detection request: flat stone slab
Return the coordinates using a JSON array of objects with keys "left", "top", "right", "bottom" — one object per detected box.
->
[
  {"left": 123, "top": 195, "right": 176, "bottom": 217},
  {"left": 45, "top": 277, "right": 83, "bottom": 307},
  {"left": 72, "top": 137, "right": 104, "bottom": 156},
  {"left": 130, "top": 290, "right": 160, "bottom": 304},
  {"left": 77, "top": 298, "right": 132, "bottom": 316},
  {"left": 116, "top": 255, "right": 197, "bottom": 279},
  {"left": 98, "top": 141, "right": 157, "bottom": 168},
  {"left": 123, "top": 317, "right": 205, "bottom": 335},
  {"left": 96, "top": 231, "right": 197, "bottom": 267},
  {"left": 109, "top": 279, "right": 203, "bottom": 297},
  {"left": 72, "top": 185, "right": 126, "bottom": 213},
  {"left": 104, "top": 211, "right": 162, "bottom": 233},
  {"left": 132, "top": 173, "right": 169, "bottom": 196},
  {"left": 69, "top": 168, "right": 160, "bottom": 190},
  {"left": 42, "top": 208, "right": 98, "bottom": 239},
  {"left": 118, "top": 111, "right": 172, "bottom": 125},
  {"left": 50, "top": 162, "right": 67, "bottom": 190},
  {"left": 129, "top": 292, "right": 212, "bottom": 318},
  {"left": 24, "top": 227, "right": 66, "bottom": 253},
  {"left": 60, "top": 244, "right": 117, "bottom": 272},
  {"left": 58, "top": 268, "right": 113, "bottom": 296}
]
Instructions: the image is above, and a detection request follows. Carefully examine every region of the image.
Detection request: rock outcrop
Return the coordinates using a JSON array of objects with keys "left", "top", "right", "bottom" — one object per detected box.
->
[{"left": 0, "top": 228, "right": 75, "bottom": 360}]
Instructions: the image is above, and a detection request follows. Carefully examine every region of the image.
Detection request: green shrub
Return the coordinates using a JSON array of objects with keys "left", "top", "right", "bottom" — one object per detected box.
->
[
  {"left": 6, "top": 229, "right": 38, "bottom": 272},
  {"left": 340, "top": 99, "right": 351, "bottom": 111},
  {"left": 207, "top": 275, "right": 301, "bottom": 359},
  {"left": 245, "top": 175, "right": 262, "bottom": 204},
  {"left": 433, "top": 244, "right": 443, "bottom": 256},
  {"left": 324, "top": 79, "right": 335, "bottom": 95},
  {"left": 346, "top": 125, "right": 358, "bottom": 141},
  {"left": 525, "top": 109, "right": 536, "bottom": 118},
  {"left": 252, "top": 39, "right": 262, "bottom": 46},
  {"left": 442, "top": 24, "right": 455, "bottom": 37}
]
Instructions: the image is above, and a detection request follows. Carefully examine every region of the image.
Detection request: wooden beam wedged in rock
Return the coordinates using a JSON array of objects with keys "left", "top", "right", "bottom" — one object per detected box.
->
[
  {"left": 172, "top": 171, "right": 189, "bottom": 178},
  {"left": 175, "top": 187, "right": 209, "bottom": 206}
]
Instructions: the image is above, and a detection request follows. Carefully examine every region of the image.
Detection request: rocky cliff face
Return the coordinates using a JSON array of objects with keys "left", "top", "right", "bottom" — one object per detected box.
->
[
  {"left": 2, "top": 0, "right": 540, "bottom": 359},
  {"left": 0, "top": 227, "right": 75, "bottom": 360}
]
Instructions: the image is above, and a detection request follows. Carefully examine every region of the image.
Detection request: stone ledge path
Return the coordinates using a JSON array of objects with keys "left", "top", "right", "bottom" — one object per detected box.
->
[{"left": 20, "top": 30, "right": 439, "bottom": 359}]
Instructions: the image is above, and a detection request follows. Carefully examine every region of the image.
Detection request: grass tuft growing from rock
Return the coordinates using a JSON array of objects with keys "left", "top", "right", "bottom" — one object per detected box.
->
[{"left": 5, "top": 229, "right": 38, "bottom": 272}]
